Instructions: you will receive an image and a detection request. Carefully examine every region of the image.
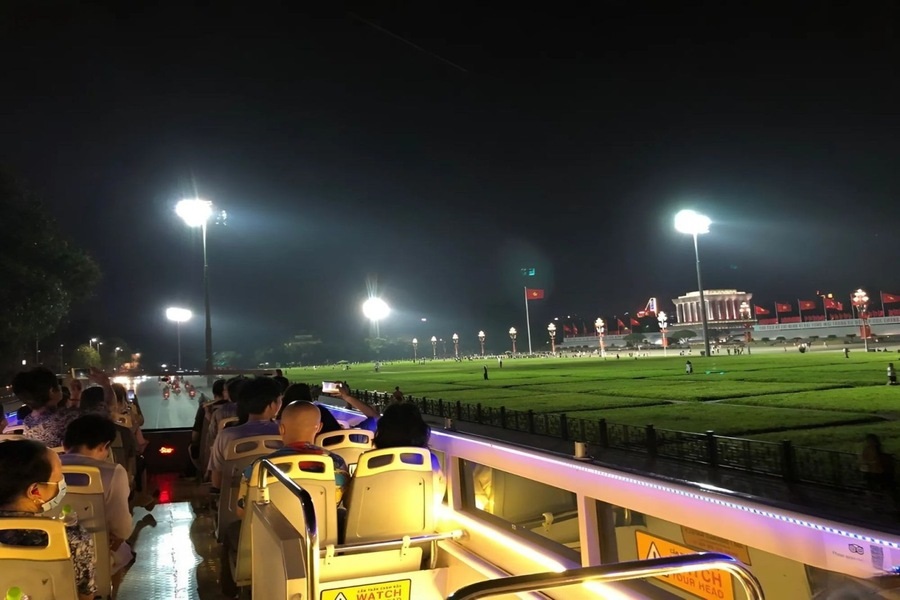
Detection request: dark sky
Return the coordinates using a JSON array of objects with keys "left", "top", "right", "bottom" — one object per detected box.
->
[{"left": 3, "top": 2, "right": 899, "bottom": 363}]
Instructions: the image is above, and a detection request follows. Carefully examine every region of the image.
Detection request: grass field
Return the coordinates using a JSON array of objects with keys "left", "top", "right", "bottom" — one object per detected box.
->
[{"left": 284, "top": 351, "right": 900, "bottom": 454}]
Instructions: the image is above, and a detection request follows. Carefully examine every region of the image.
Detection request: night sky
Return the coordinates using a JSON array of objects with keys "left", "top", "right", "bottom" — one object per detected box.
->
[{"left": 3, "top": 3, "right": 899, "bottom": 363}]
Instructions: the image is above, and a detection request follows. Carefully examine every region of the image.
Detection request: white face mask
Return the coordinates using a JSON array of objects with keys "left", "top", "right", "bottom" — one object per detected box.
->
[{"left": 37, "top": 479, "right": 67, "bottom": 513}]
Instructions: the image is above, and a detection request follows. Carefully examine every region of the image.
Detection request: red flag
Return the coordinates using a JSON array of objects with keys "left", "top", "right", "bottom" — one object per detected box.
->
[
  {"left": 630, "top": 317, "right": 640, "bottom": 326},
  {"left": 563, "top": 324, "right": 572, "bottom": 335},
  {"left": 754, "top": 306, "right": 770, "bottom": 315},
  {"left": 617, "top": 318, "right": 625, "bottom": 329},
  {"left": 525, "top": 288, "right": 544, "bottom": 300},
  {"left": 572, "top": 324, "right": 579, "bottom": 335},
  {"left": 798, "top": 300, "right": 817, "bottom": 311},
  {"left": 775, "top": 302, "right": 792, "bottom": 313},
  {"left": 824, "top": 298, "right": 843, "bottom": 311},
  {"left": 882, "top": 292, "right": 900, "bottom": 304}
]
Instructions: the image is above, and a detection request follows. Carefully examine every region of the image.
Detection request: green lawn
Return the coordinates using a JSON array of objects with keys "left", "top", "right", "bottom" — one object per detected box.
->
[{"left": 286, "top": 352, "right": 900, "bottom": 452}]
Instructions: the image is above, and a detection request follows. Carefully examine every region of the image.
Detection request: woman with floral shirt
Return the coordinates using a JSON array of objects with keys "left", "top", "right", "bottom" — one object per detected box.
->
[{"left": 0, "top": 439, "right": 97, "bottom": 599}]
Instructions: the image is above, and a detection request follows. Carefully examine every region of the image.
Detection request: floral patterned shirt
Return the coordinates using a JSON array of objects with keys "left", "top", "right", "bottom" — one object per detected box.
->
[
  {"left": 0, "top": 510, "right": 97, "bottom": 597},
  {"left": 22, "top": 406, "right": 83, "bottom": 448}
]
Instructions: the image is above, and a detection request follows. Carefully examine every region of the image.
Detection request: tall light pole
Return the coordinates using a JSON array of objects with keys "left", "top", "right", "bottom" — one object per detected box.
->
[
  {"left": 657, "top": 311, "right": 668, "bottom": 356},
  {"left": 59, "top": 344, "right": 64, "bottom": 375},
  {"left": 114, "top": 346, "right": 122, "bottom": 370},
  {"left": 412, "top": 338, "right": 418, "bottom": 362},
  {"left": 452, "top": 333, "right": 459, "bottom": 359},
  {"left": 547, "top": 323, "right": 556, "bottom": 354},
  {"left": 852, "top": 288, "right": 870, "bottom": 351},
  {"left": 430, "top": 336, "right": 437, "bottom": 360},
  {"left": 166, "top": 307, "right": 193, "bottom": 369},
  {"left": 595, "top": 318, "right": 605, "bottom": 358},
  {"left": 509, "top": 327, "right": 517, "bottom": 354},
  {"left": 675, "top": 209, "right": 712, "bottom": 358},
  {"left": 478, "top": 331, "right": 486, "bottom": 356},
  {"left": 89, "top": 337, "right": 98, "bottom": 351},
  {"left": 176, "top": 198, "right": 215, "bottom": 384}
]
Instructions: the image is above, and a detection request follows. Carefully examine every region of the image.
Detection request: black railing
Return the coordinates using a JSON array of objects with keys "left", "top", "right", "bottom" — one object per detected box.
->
[{"left": 350, "top": 388, "right": 873, "bottom": 493}]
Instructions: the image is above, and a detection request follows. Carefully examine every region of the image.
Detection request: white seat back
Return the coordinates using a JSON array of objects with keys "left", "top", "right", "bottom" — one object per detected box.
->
[
  {"left": 113, "top": 412, "right": 132, "bottom": 430},
  {"left": 59, "top": 464, "right": 112, "bottom": 599},
  {"left": 217, "top": 435, "right": 283, "bottom": 541},
  {"left": 219, "top": 416, "right": 239, "bottom": 430},
  {"left": 233, "top": 454, "right": 337, "bottom": 586},
  {"left": 344, "top": 447, "right": 434, "bottom": 544},
  {"left": 1, "top": 425, "right": 27, "bottom": 435},
  {"left": 0, "top": 517, "right": 79, "bottom": 599},
  {"left": 0, "top": 434, "right": 26, "bottom": 442},
  {"left": 315, "top": 429, "right": 374, "bottom": 469}
]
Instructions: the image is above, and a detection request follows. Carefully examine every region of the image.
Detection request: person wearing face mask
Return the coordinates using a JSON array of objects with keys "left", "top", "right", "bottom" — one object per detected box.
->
[{"left": 0, "top": 439, "right": 97, "bottom": 600}]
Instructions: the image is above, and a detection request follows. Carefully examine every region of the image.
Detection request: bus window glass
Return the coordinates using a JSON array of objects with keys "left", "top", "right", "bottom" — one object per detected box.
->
[{"left": 461, "top": 459, "right": 581, "bottom": 559}]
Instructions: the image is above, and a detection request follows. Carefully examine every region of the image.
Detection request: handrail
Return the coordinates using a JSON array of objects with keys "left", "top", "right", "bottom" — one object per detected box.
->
[
  {"left": 446, "top": 552, "right": 763, "bottom": 600},
  {"left": 329, "top": 530, "right": 464, "bottom": 554},
  {"left": 256, "top": 459, "right": 319, "bottom": 600}
]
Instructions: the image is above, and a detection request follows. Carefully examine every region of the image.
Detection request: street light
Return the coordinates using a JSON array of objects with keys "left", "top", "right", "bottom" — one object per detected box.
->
[
  {"left": 412, "top": 338, "right": 418, "bottom": 362},
  {"left": 594, "top": 318, "right": 605, "bottom": 358},
  {"left": 452, "top": 333, "right": 459, "bottom": 358},
  {"left": 478, "top": 331, "right": 486, "bottom": 356},
  {"left": 509, "top": 327, "right": 517, "bottom": 354},
  {"left": 430, "top": 336, "right": 437, "bottom": 360},
  {"left": 547, "top": 323, "right": 557, "bottom": 354},
  {"left": 89, "top": 337, "right": 98, "bottom": 351},
  {"left": 166, "top": 307, "right": 193, "bottom": 369},
  {"left": 114, "top": 346, "right": 122, "bottom": 369},
  {"left": 657, "top": 311, "right": 668, "bottom": 356},
  {"left": 176, "top": 198, "right": 215, "bottom": 384},
  {"left": 674, "top": 209, "right": 712, "bottom": 358},
  {"left": 852, "top": 288, "right": 870, "bottom": 351},
  {"left": 59, "top": 344, "right": 64, "bottom": 375},
  {"left": 362, "top": 297, "right": 391, "bottom": 338}
]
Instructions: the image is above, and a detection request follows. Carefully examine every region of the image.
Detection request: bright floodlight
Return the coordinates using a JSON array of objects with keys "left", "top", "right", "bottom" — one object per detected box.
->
[
  {"left": 175, "top": 198, "right": 213, "bottom": 228},
  {"left": 166, "top": 307, "right": 193, "bottom": 323},
  {"left": 674, "top": 209, "right": 711, "bottom": 235},
  {"left": 362, "top": 297, "right": 390, "bottom": 321}
]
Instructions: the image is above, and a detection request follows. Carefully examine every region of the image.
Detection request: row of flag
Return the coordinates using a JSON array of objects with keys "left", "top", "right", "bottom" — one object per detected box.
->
[{"left": 754, "top": 292, "right": 900, "bottom": 315}]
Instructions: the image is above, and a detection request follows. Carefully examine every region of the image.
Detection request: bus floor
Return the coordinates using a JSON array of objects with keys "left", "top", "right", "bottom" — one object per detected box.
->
[{"left": 117, "top": 474, "right": 235, "bottom": 600}]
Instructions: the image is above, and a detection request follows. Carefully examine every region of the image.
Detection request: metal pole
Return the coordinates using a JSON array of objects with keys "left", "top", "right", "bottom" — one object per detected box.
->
[
  {"left": 693, "top": 233, "right": 712, "bottom": 357},
  {"left": 202, "top": 222, "right": 213, "bottom": 386},
  {"left": 523, "top": 287, "right": 533, "bottom": 354},
  {"left": 176, "top": 322, "right": 182, "bottom": 369}
]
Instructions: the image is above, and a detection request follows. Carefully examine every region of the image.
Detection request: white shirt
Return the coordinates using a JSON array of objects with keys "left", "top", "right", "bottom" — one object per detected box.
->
[{"left": 60, "top": 453, "right": 134, "bottom": 541}]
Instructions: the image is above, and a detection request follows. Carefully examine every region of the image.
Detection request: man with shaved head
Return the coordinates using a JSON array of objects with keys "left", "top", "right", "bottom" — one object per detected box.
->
[{"left": 221, "top": 401, "right": 349, "bottom": 597}]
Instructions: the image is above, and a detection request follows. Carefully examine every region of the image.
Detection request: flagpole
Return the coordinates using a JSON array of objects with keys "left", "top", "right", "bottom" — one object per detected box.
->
[
  {"left": 523, "top": 287, "right": 533, "bottom": 355},
  {"left": 774, "top": 302, "right": 779, "bottom": 325},
  {"left": 881, "top": 292, "right": 886, "bottom": 317},
  {"left": 822, "top": 296, "right": 828, "bottom": 322},
  {"left": 797, "top": 299, "right": 803, "bottom": 322}
]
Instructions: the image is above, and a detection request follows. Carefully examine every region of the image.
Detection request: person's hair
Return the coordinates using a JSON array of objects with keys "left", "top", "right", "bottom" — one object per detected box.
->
[
  {"left": 11, "top": 367, "right": 60, "bottom": 409},
  {"left": 64, "top": 414, "right": 117, "bottom": 450},
  {"left": 226, "top": 376, "right": 246, "bottom": 403},
  {"left": 272, "top": 376, "right": 290, "bottom": 393},
  {"left": 80, "top": 387, "right": 106, "bottom": 411},
  {"left": 0, "top": 440, "right": 53, "bottom": 506},
  {"left": 212, "top": 379, "right": 227, "bottom": 398},
  {"left": 111, "top": 383, "right": 127, "bottom": 404},
  {"left": 240, "top": 376, "right": 282, "bottom": 415},
  {"left": 16, "top": 405, "right": 32, "bottom": 421},
  {"left": 374, "top": 403, "right": 430, "bottom": 449},
  {"left": 278, "top": 384, "right": 312, "bottom": 420},
  {"left": 317, "top": 405, "right": 342, "bottom": 434}
]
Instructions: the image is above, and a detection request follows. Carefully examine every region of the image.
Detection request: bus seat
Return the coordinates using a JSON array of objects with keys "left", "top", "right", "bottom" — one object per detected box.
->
[
  {"left": 49, "top": 446, "right": 65, "bottom": 454},
  {"left": 232, "top": 454, "right": 337, "bottom": 587},
  {"left": 0, "top": 517, "right": 79, "bottom": 599},
  {"left": 1, "top": 426, "right": 27, "bottom": 435},
  {"left": 344, "top": 447, "right": 434, "bottom": 544},
  {"left": 0, "top": 434, "right": 26, "bottom": 442},
  {"left": 216, "top": 435, "right": 283, "bottom": 542},
  {"left": 249, "top": 502, "right": 308, "bottom": 600},
  {"left": 314, "top": 429, "right": 374, "bottom": 470},
  {"left": 113, "top": 413, "right": 132, "bottom": 430},
  {"left": 196, "top": 409, "right": 213, "bottom": 481},
  {"left": 111, "top": 427, "right": 137, "bottom": 487},
  {"left": 219, "top": 416, "right": 239, "bottom": 430},
  {"left": 57, "top": 465, "right": 113, "bottom": 600}
]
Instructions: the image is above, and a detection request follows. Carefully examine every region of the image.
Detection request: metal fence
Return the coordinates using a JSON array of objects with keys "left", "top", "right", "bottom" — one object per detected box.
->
[{"left": 355, "top": 389, "right": 870, "bottom": 493}]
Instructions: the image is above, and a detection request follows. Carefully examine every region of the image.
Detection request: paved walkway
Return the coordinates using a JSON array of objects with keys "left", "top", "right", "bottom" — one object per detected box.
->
[{"left": 425, "top": 414, "right": 900, "bottom": 536}]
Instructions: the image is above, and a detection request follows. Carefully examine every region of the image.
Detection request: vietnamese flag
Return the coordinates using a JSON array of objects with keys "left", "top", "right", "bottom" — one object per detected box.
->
[
  {"left": 824, "top": 298, "right": 843, "bottom": 311},
  {"left": 630, "top": 317, "right": 640, "bottom": 326},
  {"left": 882, "top": 292, "right": 900, "bottom": 304},
  {"left": 775, "top": 302, "right": 792, "bottom": 313},
  {"left": 754, "top": 306, "right": 770, "bottom": 315},
  {"left": 798, "top": 300, "right": 817, "bottom": 311},
  {"left": 525, "top": 288, "right": 545, "bottom": 300},
  {"left": 617, "top": 318, "right": 625, "bottom": 330}
]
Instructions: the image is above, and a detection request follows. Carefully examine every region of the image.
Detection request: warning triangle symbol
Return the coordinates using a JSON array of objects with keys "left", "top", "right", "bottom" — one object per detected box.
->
[
  {"left": 645, "top": 542, "right": 662, "bottom": 560},
  {"left": 334, "top": 594, "right": 348, "bottom": 600}
]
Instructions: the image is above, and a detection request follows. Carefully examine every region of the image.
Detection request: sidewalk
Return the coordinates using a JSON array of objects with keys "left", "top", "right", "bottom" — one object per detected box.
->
[{"left": 427, "top": 414, "right": 900, "bottom": 536}]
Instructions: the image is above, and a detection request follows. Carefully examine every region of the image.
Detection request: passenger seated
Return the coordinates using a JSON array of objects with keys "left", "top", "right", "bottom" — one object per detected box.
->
[
  {"left": 353, "top": 403, "right": 446, "bottom": 504},
  {"left": 13, "top": 367, "right": 80, "bottom": 448},
  {"left": 190, "top": 378, "right": 228, "bottom": 461},
  {"left": 208, "top": 377, "right": 282, "bottom": 492},
  {"left": 329, "top": 383, "right": 380, "bottom": 430},
  {"left": 207, "top": 376, "right": 246, "bottom": 448},
  {"left": 61, "top": 415, "right": 134, "bottom": 545},
  {"left": 0, "top": 439, "right": 97, "bottom": 600},
  {"left": 220, "top": 401, "right": 349, "bottom": 596}
]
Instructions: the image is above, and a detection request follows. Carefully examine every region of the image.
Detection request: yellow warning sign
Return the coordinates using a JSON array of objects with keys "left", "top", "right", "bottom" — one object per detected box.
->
[
  {"left": 321, "top": 579, "right": 411, "bottom": 600},
  {"left": 635, "top": 531, "right": 735, "bottom": 600},
  {"left": 681, "top": 526, "right": 752, "bottom": 565}
]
